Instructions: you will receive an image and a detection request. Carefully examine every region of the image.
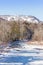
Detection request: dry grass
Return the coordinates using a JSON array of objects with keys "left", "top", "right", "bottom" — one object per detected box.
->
[{"left": 26, "top": 41, "right": 43, "bottom": 45}]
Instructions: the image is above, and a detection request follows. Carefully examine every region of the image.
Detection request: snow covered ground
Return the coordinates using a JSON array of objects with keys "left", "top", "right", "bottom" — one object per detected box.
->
[{"left": 0, "top": 43, "right": 43, "bottom": 65}]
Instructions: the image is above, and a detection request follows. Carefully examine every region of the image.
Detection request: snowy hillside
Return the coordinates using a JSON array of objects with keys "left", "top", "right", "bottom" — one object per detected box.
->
[{"left": 0, "top": 15, "right": 40, "bottom": 23}]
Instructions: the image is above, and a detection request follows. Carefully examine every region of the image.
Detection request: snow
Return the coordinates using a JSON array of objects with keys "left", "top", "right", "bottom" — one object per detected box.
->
[
  {"left": 0, "top": 63, "right": 23, "bottom": 65},
  {"left": 0, "top": 44, "right": 43, "bottom": 65},
  {"left": 0, "top": 15, "right": 40, "bottom": 23},
  {"left": 29, "top": 61, "right": 43, "bottom": 65},
  {"left": 1, "top": 45, "right": 43, "bottom": 57}
]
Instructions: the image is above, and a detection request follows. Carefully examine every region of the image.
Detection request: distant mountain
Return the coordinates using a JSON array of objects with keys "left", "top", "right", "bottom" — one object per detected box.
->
[{"left": 0, "top": 15, "right": 41, "bottom": 23}]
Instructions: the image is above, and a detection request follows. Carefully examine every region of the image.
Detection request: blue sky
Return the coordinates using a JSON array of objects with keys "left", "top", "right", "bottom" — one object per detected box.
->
[{"left": 0, "top": 0, "right": 43, "bottom": 20}]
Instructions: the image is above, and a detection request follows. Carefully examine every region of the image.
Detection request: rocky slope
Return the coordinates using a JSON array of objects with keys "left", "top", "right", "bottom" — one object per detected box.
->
[{"left": 0, "top": 15, "right": 43, "bottom": 44}]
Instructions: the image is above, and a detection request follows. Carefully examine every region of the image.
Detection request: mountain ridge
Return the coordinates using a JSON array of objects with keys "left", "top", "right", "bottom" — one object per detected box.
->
[{"left": 0, "top": 15, "right": 41, "bottom": 23}]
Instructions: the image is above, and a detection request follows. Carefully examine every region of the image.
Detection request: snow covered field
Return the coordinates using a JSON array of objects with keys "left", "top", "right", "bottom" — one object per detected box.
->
[{"left": 0, "top": 42, "right": 43, "bottom": 65}]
